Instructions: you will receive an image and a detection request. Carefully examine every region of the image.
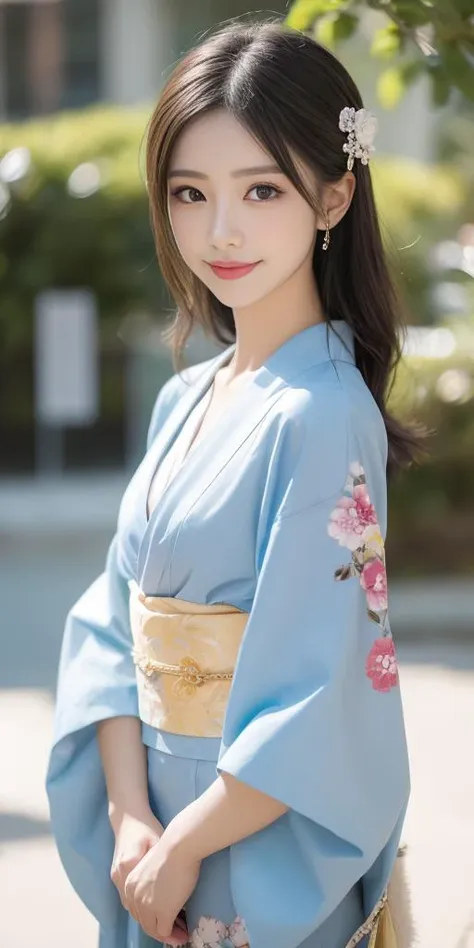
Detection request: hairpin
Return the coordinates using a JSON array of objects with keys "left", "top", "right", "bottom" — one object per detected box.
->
[{"left": 339, "top": 107, "right": 377, "bottom": 171}]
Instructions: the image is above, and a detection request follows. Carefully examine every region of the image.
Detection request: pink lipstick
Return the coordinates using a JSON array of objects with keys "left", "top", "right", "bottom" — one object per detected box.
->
[{"left": 207, "top": 260, "right": 261, "bottom": 280}]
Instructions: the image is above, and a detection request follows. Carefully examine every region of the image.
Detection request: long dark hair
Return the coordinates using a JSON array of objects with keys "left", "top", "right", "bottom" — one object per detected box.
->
[{"left": 145, "top": 18, "right": 425, "bottom": 475}]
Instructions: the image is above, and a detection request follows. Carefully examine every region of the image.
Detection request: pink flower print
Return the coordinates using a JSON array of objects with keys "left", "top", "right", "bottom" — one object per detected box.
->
[
  {"left": 360, "top": 557, "right": 388, "bottom": 611},
  {"left": 328, "top": 484, "right": 378, "bottom": 552},
  {"left": 192, "top": 916, "right": 227, "bottom": 948},
  {"left": 366, "top": 637, "right": 399, "bottom": 692},
  {"left": 228, "top": 917, "right": 250, "bottom": 947}
]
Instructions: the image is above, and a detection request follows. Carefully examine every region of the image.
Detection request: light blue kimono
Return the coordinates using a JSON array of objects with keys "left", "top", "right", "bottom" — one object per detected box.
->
[{"left": 46, "top": 320, "right": 410, "bottom": 948}]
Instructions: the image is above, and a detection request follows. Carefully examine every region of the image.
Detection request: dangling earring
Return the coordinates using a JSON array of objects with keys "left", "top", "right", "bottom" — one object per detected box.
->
[{"left": 322, "top": 214, "right": 331, "bottom": 251}]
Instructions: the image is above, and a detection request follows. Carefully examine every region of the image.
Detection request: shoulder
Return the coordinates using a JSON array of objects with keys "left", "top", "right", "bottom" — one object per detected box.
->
[
  {"left": 299, "top": 359, "right": 386, "bottom": 453},
  {"left": 272, "top": 360, "right": 387, "bottom": 517},
  {"left": 146, "top": 351, "right": 223, "bottom": 449}
]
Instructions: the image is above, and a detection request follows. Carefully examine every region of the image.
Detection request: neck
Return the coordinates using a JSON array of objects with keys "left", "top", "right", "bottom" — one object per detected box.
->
[{"left": 224, "top": 251, "right": 325, "bottom": 379}]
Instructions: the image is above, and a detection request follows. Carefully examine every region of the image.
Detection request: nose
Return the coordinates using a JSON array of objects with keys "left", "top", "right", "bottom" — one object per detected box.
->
[{"left": 209, "top": 201, "right": 243, "bottom": 250}]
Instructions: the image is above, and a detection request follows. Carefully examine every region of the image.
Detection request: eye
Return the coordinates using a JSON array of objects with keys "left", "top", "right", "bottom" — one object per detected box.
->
[
  {"left": 169, "top": 182, "right": 284, "bottom": 204},
  {"left": 170, "top": 187, "right": 205, "bottom": 203},
  {"left": 247, "top": 183, "right": 282, "bottom": 201}
]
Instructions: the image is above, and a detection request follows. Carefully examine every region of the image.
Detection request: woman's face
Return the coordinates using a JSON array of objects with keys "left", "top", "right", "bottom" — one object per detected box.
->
[{"left": 167, "top": 109, "right": 319, "bottom": 309}]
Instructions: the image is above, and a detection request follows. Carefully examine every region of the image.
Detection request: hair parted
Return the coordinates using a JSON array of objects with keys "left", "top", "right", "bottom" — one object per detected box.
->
[{"left": 145, "top": 17, "right": 426, "bottom": 476}]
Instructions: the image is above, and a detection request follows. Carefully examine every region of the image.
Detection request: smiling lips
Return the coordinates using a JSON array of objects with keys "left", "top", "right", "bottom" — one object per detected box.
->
[{"left": 207, "top": 260, "right": 261, "bottom": 280}]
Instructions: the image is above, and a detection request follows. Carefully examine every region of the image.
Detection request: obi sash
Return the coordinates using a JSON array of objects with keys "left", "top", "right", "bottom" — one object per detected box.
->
[{"left": 128, "top": 579, "right": 248, "bottom": 738}]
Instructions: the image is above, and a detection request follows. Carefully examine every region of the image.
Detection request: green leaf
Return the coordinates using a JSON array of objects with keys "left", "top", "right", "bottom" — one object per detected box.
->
[
  {"left": 377, "top": 65, "right": 406, "bottom": 108},
  {"left": 333, "top": 11, "right": 358, "bottom": 41},
  {"left": 429, "top": 65, "right": 452, "bottom": 106},
  {"left": 390, "top": 1, "right": 431, "bottom": 28},
  {"left": 371, "top": 23, "right": 402, "bottom": 59},
  {"left": 285, "top": 0, "right": 347, "bottom": 32},
  {"left": 376, "top": 61, "right": 423, "bottom": 108},
  {"left": 315, "top": 15, "right": 336, "bottom": 47},
  {"left": 452, "top": 0, "right": 474, "bottom": 17},
  {"left": 439, "top": 42, "right": 474, "bottom": 101},
  {"left": 315, "top": 11, "right": 358, "bottom": 47},
  {"left": 432, "top": 0, "right": 470, "bottom": 32}
]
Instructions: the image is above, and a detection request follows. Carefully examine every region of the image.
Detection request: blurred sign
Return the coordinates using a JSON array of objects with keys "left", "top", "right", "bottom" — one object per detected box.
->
[{"left": 35, "top": 289, "right": 99, "bottom": 426}]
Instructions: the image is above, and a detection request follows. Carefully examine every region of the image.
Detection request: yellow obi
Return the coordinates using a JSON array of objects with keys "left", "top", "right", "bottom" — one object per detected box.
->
[{"left": 128, "top": 580, "right": 248, "bottom": 738}]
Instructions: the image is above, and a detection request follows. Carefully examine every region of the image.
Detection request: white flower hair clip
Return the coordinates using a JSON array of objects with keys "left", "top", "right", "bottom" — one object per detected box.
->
[{"left": 339, "top": 107, "right": 378, "bottom": 171}]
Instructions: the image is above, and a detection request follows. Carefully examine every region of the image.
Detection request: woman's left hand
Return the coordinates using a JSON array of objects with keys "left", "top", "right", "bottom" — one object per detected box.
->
[{"left": 124, "top": 833, "right": 200, "bottom": 944}]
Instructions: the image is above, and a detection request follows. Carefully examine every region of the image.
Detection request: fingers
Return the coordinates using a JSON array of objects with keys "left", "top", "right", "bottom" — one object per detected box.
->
[
  {"left": 123, "top": 880, "right": 183, "bottom": 944},
  {"left": 159, "top": 931, "right": 190, "bottom": 946},
  {"left": 122, "top": 873, "right": 143, "bottom": 925},
  {"left": 111, "top": 834, "right": 158, "bottom": 912},
  {"left": 142, "top": 918, "right": 189, "bottom": 945},
  {"left": 163, "top": 922, "right": 191, "bottom": 946},
  {"left": 122, "top": 889, "right": 190, "bottom": 944},
  {"left": 111, "top": 854, "right": 142, "bottom": 913},
  {"left": 160, "top": 915, "right": 190, "bottom": 946}
]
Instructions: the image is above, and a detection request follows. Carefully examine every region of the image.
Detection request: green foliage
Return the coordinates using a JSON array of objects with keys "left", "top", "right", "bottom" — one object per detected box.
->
[
  {"left": 387, "top": 347, "right": 474, "bottom": 576},
  {"left": 371, "top": 22, "right": 402, "bottom": 59},
  {"left": 435, "top": 109, "right": 474, "bottom": 223},
  {"left": 315, "top": 10, "right": 358, "bottom": 46},
  {"left": 370, "top": 156, "right": 469, "bottom": 325},
  {"left": 0, "top": 106, "right": 165, "bottom": 355},
  {"left": 286, "top": 0, "right": 347, "bottom": 31},
  {"left": 286, "top": 0, "right": 474, "bottom": 108}
]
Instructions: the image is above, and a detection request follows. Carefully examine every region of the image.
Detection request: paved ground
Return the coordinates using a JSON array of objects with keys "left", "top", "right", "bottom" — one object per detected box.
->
[{"left": 1, "top": 532, "right": 474, "bottom": 947}]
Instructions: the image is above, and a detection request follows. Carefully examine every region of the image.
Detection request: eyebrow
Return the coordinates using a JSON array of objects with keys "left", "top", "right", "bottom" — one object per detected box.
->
[{"left": 167, "top": 164, "right": 283, "bottom": 180}]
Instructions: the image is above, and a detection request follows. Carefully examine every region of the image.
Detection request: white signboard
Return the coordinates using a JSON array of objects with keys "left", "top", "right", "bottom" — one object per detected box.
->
[{"left": 35, "top": 289, "right": 99, "bottom": 426}]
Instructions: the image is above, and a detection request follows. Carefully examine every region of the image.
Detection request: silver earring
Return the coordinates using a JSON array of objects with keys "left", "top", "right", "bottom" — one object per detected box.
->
[{"left": 322, "top": 216, "right": 330, "bottom": 251}]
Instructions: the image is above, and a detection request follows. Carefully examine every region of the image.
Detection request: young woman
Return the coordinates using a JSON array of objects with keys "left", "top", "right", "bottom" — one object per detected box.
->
[{"left": 46, "top": 18, "right": 418, "bottom": 948}]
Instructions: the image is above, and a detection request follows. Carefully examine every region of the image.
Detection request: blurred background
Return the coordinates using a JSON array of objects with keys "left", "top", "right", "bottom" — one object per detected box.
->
[{"left": 0, "top": 1, "right": 473, "bottom": 946}]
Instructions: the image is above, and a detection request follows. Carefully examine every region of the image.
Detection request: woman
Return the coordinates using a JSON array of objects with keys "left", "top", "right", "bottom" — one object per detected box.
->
[{"left": 47, "top": 18, "right": 419, "bottom": 948}]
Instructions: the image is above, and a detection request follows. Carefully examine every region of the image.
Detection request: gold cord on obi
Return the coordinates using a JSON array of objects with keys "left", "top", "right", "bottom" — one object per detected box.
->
[
  {"left": 128, "top": 580, "right": 248, "bottom": 737},
  {"left": 131, "top": 649, "right": 234, "bottom": 701},
  {"left": 131, "top": 650, "right": 234, "bottom": 685}
]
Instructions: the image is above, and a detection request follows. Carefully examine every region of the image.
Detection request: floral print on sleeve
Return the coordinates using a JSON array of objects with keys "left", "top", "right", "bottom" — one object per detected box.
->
[{"left": 328, "top": 462, "right": 399, "bottom": 693}]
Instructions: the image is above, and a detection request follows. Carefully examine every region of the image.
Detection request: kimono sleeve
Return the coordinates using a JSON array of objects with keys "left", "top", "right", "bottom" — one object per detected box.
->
[
  {"left": 46, "top": 535, "right": 134, "bottom": 937},
  {"left": 218, "top": 451, "right": 410, "bottom": 948},
  {"left": 45, "top": 373, "right": 182, "bottom": 939}
]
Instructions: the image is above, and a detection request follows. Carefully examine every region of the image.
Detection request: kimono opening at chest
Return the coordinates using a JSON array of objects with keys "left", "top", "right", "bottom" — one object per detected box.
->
[{"left": 126, "top": 427, "right": 276, "bottom": 602}]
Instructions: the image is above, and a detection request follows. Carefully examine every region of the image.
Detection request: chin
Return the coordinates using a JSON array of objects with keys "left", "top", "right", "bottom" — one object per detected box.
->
[
  {"left": 204, "top": 277, "right": 272, "bottom": 308},
  {"left": 215, "top": 291, "right": 270, "bottom": 311}
]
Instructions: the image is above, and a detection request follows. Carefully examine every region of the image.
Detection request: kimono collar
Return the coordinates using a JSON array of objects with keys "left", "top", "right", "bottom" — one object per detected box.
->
[
  {"left": 219, "top": 318, "right": 356, "bottom": 384},
  {"left": 139, "top": 319, "right": 357, "bottom": 578}
]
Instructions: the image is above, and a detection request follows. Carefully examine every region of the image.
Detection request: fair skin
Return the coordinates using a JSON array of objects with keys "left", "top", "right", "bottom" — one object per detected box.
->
[{"left": 98, "top": 108, "right": 355, "bottom": 943}]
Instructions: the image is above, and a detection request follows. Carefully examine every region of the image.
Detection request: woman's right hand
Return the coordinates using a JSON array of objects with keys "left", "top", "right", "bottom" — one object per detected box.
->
[
  {"left": 97, "top": 718, "right": 189, "bottom": 931},
  {"left": 110, "top": 808, "right": 164, "bottom": 910}
]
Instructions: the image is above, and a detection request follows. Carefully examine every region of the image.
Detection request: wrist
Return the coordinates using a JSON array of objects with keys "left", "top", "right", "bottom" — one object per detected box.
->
[
  {"left": 108, "top": 800, "right": 155, "bottom": 834},
  {"left": 160, "top": 812, "right": 202, "bottom": 864}
]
